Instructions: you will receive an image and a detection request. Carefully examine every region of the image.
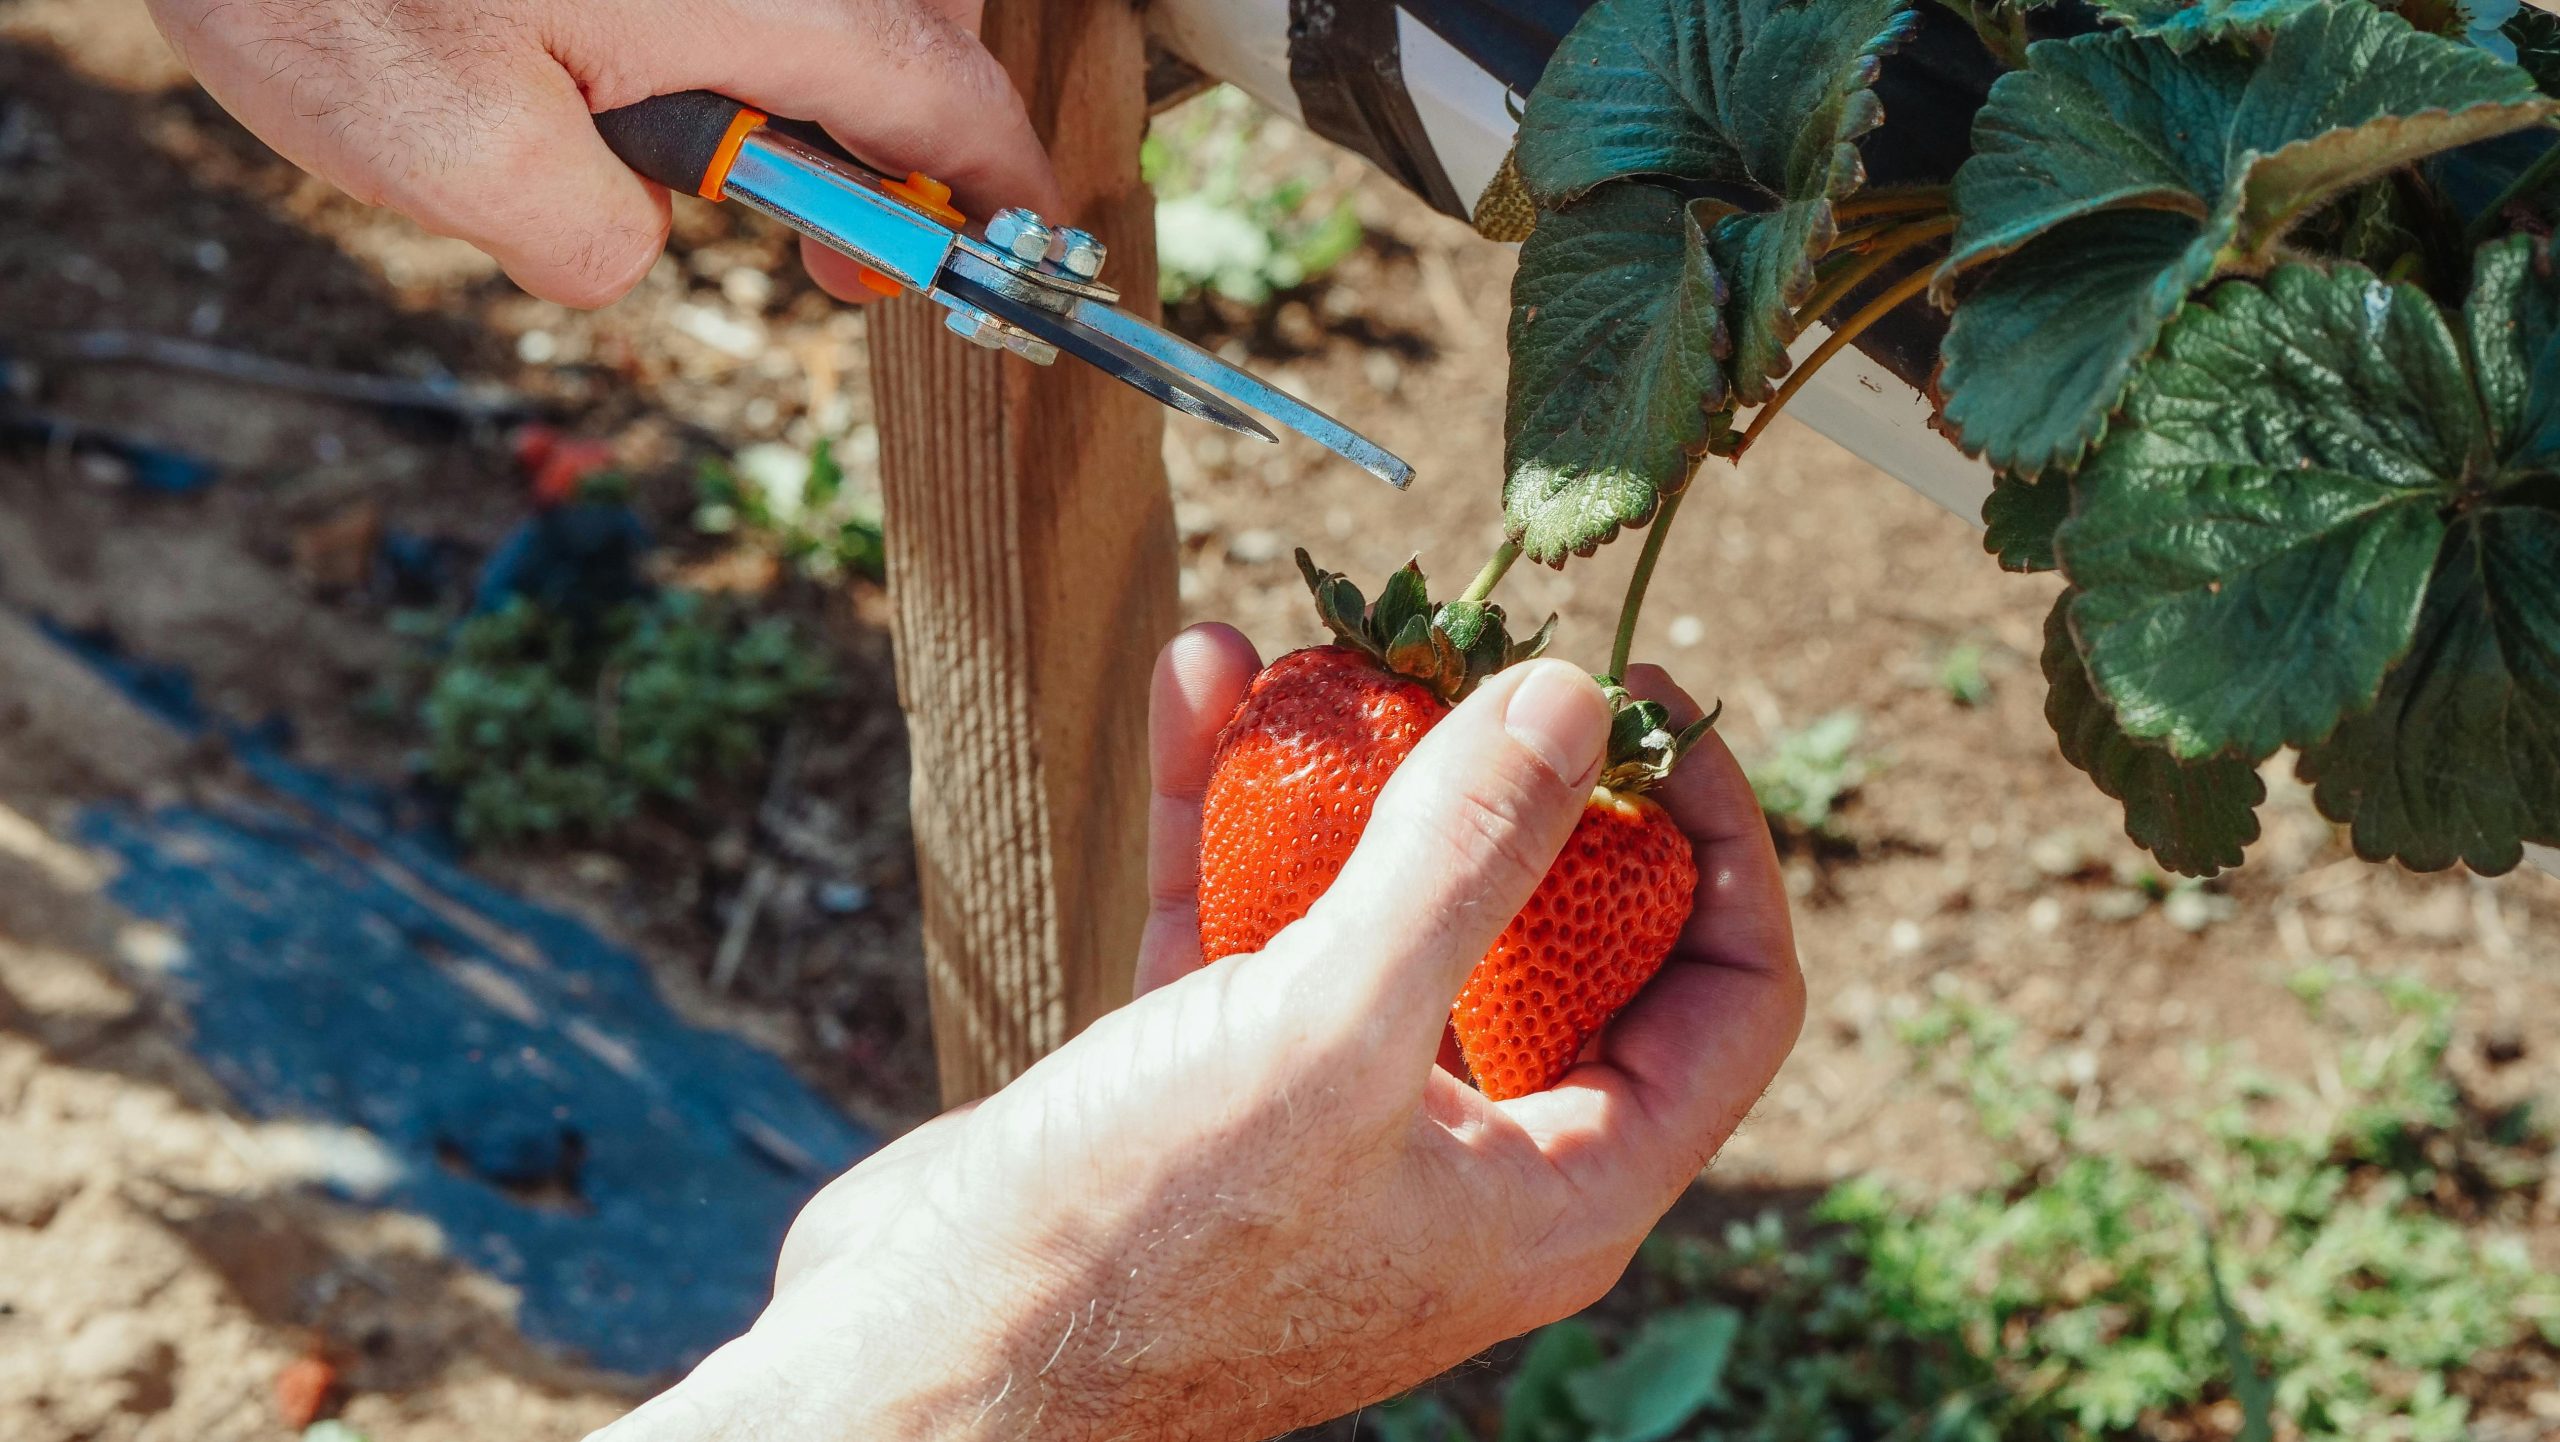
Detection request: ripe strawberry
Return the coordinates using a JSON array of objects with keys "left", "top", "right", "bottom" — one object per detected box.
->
[
  {"left": 1450, "top": 684, "right": 1714, "bottom": 1099},
  {"left": 1197, "top": 552, "right": 1548, "bottom": 963}
]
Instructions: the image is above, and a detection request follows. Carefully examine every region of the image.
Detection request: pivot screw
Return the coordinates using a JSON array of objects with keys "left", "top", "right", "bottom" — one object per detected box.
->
[
  {"left": 1053, "top": 228, "right": 1107, "bottom": 281},
  {"left": 984, "top": 207, "right": 1053, "bottom": 264}
]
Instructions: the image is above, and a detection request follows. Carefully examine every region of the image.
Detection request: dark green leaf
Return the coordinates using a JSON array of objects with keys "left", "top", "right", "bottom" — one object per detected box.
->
[
  {"left": 1939, "top": 6, "right": 2550, "bottom": 472},
  {"left": 1506, "top": 186, "right": 1730, "bottom": 563},
  {"left": 1982, "top": 470, "right": 2071, "bottom": 573},
  {"left": 2089, "top": 0, "right": 2328, "bottom": 48},
  {"left": 2043, "top": 594, "right": 2265, "bottom": 876},
  {"left": 1560, "top": 1306, "right": 1740, "bottom": 1442},
  {"left": 1515, "top": 0, "right": 1911, "bottom": 207},
  {"left": 1368, "top": 1396, "right": 1475, "bottom": 1442},
  {"left": 1955, "top": 7, "right": 2547, "bottom": 270},
  {"left": 1704, "top": 199, "right": 1834, "bottom": 404},
  {"left": 2465, "top": 231, "right": 2560, "bottom": 466},
  {"left": 1512, "top": 0, "right": 1914, "bottom": 410},
  {"left": 2511, "top": 7, "right": 2560, "bottom": 94},
  {"left": 2060, "top": 265, "right": 2480, "bottom": 761},
  {"left": 1939, "top": 209, "right": 2232, "bottom": 477},
  {"left": 2300, "top": 507, "right": 2560, "bottom": 874},
  {"left": 1376, "top": 561, "right": 1433, "bottom": 644},
  {"left": 1500, "top": 1322, "right": 1603, "bottom": 1442}
]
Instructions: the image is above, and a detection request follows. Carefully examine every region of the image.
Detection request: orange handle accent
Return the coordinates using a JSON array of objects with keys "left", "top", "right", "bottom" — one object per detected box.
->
[{"left": 699, "top": 108, "right": 769, "bottom": 201}]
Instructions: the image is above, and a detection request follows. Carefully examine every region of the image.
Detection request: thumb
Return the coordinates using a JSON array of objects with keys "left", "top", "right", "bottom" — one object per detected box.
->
[{"left": 1286, "top": 660, "right": 1610, "bottom": 1053}]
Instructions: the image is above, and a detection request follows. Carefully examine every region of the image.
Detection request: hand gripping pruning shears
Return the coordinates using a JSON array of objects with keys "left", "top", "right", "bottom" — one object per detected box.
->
[{"left": 594, "top": 92, "right": 1413, "bottom": 487}]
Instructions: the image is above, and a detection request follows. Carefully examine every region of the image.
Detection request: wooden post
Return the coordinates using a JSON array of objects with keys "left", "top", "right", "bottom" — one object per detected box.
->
[{"left": 869, "top": 0, "right": 1178, "bottom": 1106}]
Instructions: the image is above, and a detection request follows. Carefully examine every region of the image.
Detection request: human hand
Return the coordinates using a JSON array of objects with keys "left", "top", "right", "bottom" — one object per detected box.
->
[
  {"left": 593, "top": 626, "right": 1803, "bottom": 1442},
  {"left": 145, "top": 0, "right": 1061, "bottom": 308}
]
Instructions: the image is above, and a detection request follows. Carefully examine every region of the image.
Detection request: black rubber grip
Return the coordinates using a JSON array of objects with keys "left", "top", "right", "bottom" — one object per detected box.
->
[{"left": 595, "top": 91, "right": 755, "bottom": 195}]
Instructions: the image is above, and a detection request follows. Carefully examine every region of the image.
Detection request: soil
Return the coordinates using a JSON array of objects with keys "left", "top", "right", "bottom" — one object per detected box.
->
[{"left": 2, "top": 2, "right": 2556, "bottom": 1439}]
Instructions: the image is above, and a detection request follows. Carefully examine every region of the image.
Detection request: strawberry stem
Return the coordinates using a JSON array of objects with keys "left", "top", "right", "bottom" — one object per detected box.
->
[
  {"left": 1793, "top": 215, "right": 1955, "bottom": 333},
  {"left": 1828, "top": 186, "right": 1950, "bottom": 223},
  {"left": 1460, "top": 540, "right": 1522, "bottom": 606},
  {"left": 1736, "top": 262, "right": 1940, "bottom": 460},
  {"left": 1608, "top": 483, "right": 1688, "bottom": 681}
]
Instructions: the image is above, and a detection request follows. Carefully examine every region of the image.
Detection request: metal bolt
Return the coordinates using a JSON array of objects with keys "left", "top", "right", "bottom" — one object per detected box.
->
[
  {"left": 944, "top": 305, "right": 1006, "bottom": 348},
  {"left": 1053, "top": 228, "right": 1107, "bottom": 281},
  {"left": 998, "top": 330, "right": 1060, "bottom": 365},
  {"left": 984, "top": 207, "right": 1053, "bottom": 264}
]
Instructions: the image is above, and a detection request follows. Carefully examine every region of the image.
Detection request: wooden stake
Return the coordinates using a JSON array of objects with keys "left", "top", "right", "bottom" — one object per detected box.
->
[{"left": 869, "top": 0, "right": 1177, "bottom": 1106}]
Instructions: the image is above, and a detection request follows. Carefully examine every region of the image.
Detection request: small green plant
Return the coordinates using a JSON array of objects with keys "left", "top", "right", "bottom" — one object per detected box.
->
[
  {"left": 695, "top": 436, "right": 886, "bottom": 583},
  {"left": 1379, "top": 970, "right": 2554, "bottom": 1441},
  {"left": 1145, "top": 85, "right": 1366, "bottom": 306},
  {"left": 1745, "top": 710, "right": 1872, "bottom": 835},
  {"left": 418, "top": 591, "right": 831, "bottom": 844},
  {"left": 1938, "top": 641, "right": 1994, "bottom": 707}
]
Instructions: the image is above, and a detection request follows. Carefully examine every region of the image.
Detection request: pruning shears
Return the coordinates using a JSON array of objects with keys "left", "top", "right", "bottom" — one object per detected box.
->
[{"left": 595, "top": 92, "right": 1413, "bottom": 487}]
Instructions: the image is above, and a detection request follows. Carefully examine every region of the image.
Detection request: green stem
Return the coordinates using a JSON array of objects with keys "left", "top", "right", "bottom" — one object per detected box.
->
[
  {"left": 1793, "top": 215, "right": 1955, "bottom": 331},
  {"left": 2468, "top": 127, "right": 2560, "bottom": 247},
  {"left": 1830, "top": 186, "right": 1951, "bottom": 223},
  {"left": 1608, "top": 485, "right": 1687, "bottom": 681},
  {"left": 1738, "top": 262, "right": 1940, "bottom": 459},
  {"left": 1459, "top": 540, "right": 1521, "bottom": 605}
]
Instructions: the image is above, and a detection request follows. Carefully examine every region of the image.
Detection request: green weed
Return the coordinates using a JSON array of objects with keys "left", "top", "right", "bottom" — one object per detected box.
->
[
  {"left": 1745, "top": 710, "right": 1873, "bottom": 836},
  {"left": 1376, "top": 970, "right": 2554, "bottom": 1441},
  {"left": 418, "top": 591, "right": 831, "bottom": 845},
  {"left": 695, "top": 435, "right": 886, "bottom": 583},
  {"left": 1145, "top": 86, "right": 1365, "bottom": 307}
]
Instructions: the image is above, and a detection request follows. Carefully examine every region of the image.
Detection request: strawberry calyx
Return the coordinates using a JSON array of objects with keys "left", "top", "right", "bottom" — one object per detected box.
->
[
  {"left": 1297, "top": 548, "right": 1554, "bottom": 704},
  {"left": 1595, "top": 680, "right": 1721, "bottom": 795}
]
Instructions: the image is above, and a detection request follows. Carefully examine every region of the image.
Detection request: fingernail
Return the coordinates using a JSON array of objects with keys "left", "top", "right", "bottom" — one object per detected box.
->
[{"left": 1503, "top": 662, "right": 1609, "bottom": 787}]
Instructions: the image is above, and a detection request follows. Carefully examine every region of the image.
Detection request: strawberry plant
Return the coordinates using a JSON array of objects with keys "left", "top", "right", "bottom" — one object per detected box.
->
[{"left": 1478, "top": 0, "right": 2560, "bottom": 877}]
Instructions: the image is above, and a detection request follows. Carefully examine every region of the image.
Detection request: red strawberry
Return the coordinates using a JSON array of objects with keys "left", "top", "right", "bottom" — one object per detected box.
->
[
  {"left": 1199, "top": 555, "right": 1714, "bottom": 1103},
  {"left": 1198, "top": 552, "right": 1548, "bottom": 962},
  {"left": 1450, "top": 687, "right": 1712, "bottom": 1098}
]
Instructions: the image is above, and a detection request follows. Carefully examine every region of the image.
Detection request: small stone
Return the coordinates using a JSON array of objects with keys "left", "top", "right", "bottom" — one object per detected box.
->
[
  {"left": 721, "top": 266, "right": 775, "bottom": 312},
  {"left": 1666, "top": 614, "right": 1706, "bottom": 649},
  {"left": 2027, "top": 896, "right": 2065, "bottom": 933},
  {"left": 2162, "top": 887, "right": 2231, "bottom": 933},
  {"left": 59, "top": 1315, "right": 178, "bottom": 1414},
  {"left": 1173, "top": 501, "right": 1218, "bottom": 542},
  {"left": 517, "top": 329, "right": 559, "bottom": 364},
  {"left": 1226, "top": 529, "right": 1283, "bottom": 566},
  {"left": 2088, "top": 889, "right": 2150, "bottom": 923},
  {"left": 1888, "top": 919, "right": 1922, "bottom": 954},
  {"left": 0, "top": 1170, "right": 76, "bottom": 1229}
]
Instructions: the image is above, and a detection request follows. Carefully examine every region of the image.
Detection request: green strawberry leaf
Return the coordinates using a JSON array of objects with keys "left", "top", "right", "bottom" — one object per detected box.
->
[
  {"left": 1515, "top": 0, "right": 1912, "bottom": 208},
  {"left": 1938, "top": 6, "right": 2551, "bottom": 474},
  {"left": 1513, "top": 0, "right": 1915, "bottom": 414},
  {"left": 1561, "top": 1306, "right": 1740, "bottom": 1442},
  {"left": 2043, "top": 594, "right": 2265, "bottom": 877},
  {"left": 2510, "top": 7, "right": 2560, "bottom": 94},
  {"left": 1501, "top": 1321, "right": 1603, "bottom": 1442},
  {"left": 2465, "top": 225, "right": 2560, "bottom": 467},
  {"left": 2088, "top": 0, "right": 2328, "bottom": 48},
  {"left": 1702, "top": 199, "right": 1835, "bottom": 405},
  {"left": 1982, "top": 469, "right": 2070, "bottom": 573},
  {"left": 2291, "top": 237, "right": 2560, "bottom": 872},
  {"left": 2059, "top": 265, "right": 2482, "bottom": 762},
  {"left": 1506, "top": 185, "right": 1732, "bottom": 563},
  {"left": 2298, "top": 507, "right": 2560, "bottom": 873},
  {"left": 1938, "top": 208, "right": 2234, "bottom": 480}
]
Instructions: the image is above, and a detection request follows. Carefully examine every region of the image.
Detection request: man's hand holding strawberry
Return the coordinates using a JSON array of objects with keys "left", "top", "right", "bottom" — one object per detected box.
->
[{"left": 595, "top": 626, "right": 1802, "bottom": 1442}]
